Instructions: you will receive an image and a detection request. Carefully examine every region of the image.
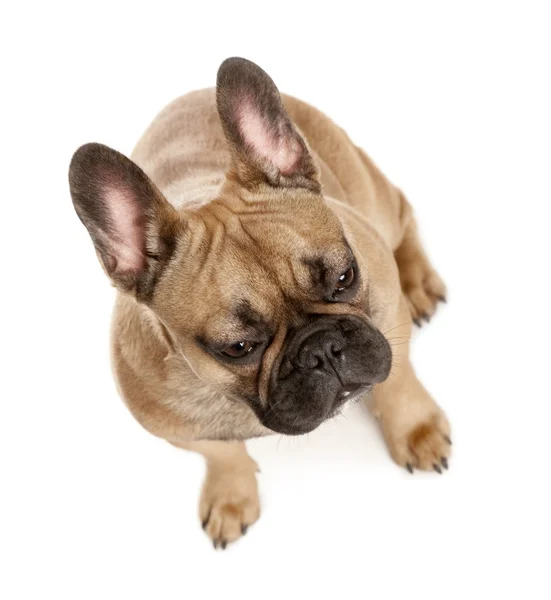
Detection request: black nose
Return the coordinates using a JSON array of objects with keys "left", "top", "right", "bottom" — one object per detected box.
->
[
  {"left": 294, "top": 328, "right": 345, "bottom": 370},
  {"left": 265, "top": 315, "right": 392, "bottom": 436}
]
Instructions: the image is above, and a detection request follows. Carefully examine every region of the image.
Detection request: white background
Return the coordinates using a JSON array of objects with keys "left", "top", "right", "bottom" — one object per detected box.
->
[{"left": 2, "top": 2, "right": 550, "bottom": 598}]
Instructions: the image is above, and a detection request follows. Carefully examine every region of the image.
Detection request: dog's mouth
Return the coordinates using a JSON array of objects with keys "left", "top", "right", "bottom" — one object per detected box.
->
[
  {"left": 262, "top": 314, "right": 390, "bottom": 436},
  {"left": 261, "top": 383, "right": 373, "bottom": 436}
]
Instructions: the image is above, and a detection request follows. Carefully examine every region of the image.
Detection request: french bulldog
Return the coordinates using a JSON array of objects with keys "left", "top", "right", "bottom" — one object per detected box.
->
[{"left": 69, "top": 57, "right": 450, "bottom": 549}]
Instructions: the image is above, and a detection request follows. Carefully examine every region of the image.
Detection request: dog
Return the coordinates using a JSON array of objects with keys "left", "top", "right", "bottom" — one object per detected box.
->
[{"left": 69, "top": 57, "right": 450, "bottom": 549}]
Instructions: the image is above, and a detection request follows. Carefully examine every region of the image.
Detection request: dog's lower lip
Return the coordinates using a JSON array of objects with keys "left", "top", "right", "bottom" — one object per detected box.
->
[{"left": 331, "top": 383, "right": 371, "bottom": 412}]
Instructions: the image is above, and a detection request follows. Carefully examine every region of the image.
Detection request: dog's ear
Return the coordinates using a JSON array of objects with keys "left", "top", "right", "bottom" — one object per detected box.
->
[
  {"left": 69, "top": 143, "right": 181, "bottom": 300},
  {"left": 216, "top": 57, "right": 321, "bottom": 192}
]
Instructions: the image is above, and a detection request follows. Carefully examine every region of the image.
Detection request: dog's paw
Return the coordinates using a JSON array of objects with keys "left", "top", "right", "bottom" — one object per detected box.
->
[
  {"left": 387, "top": 413, "right": 452, "bottom": 474},
  {"left": 401, "top": 263, "right": 447, "bottom": 326},
  {"left": 199, "top": 465, "right": 260, "bottom": 549}
]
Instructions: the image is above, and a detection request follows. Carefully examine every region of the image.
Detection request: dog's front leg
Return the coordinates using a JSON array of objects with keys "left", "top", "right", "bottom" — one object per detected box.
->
[
  {"left": 371, "top": 301, "right": 452, "bottom": 473},
  {"left": 172, "top": 440, "right": 260, "bottom": 549}
]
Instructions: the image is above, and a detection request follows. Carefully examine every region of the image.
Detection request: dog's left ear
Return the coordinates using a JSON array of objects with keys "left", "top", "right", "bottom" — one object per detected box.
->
[{"left": 216, "top": 57, "right": 321, "bottom": 192}]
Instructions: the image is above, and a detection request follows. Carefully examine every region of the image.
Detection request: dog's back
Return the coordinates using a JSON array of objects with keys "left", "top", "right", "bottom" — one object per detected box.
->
[{"left": 132, "top": 88, "right": 409, "bottom": 250}]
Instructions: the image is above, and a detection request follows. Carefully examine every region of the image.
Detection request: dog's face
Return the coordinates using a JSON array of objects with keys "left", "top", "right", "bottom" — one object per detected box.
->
[{"left": 69, "top": 58, "right": 391, "bottom": 436}]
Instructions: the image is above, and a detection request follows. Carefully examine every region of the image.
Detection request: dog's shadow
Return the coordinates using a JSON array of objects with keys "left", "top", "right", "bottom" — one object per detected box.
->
[{"left": 247, "top": 400, "right": 389, "bottom": 469}]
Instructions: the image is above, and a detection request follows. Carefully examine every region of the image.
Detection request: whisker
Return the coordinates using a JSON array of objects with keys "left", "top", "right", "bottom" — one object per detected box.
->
[
  {"left": 383, "top": 322, "right": 410, "bottom": 336},
  {"left": 246, "top": 397, "right": 286, "bottom": 438},
  {"left": 201, "top": 397, "right": 231, "bottom": 426}
]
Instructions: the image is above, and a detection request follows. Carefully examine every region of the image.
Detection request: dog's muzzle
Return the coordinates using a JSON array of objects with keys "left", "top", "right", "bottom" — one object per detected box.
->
[{"left": 263, "top": 315, "right": 392, "bottom": 435}]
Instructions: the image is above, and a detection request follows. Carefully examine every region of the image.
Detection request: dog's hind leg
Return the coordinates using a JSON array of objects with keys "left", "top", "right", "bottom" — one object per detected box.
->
[{"left": 394, "top": 194, "right": 447, "bottom": 326}]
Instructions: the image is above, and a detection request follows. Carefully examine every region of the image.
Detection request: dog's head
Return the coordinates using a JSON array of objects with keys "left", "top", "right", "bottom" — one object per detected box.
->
[{"left": 69, "top": 58, "right": 392, "bottom": 436}]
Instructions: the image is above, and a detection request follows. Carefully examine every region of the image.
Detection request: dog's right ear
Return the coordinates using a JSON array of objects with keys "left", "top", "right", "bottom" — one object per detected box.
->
[{"left": 68, "top": 143, "right": 181, "bottom": 300}]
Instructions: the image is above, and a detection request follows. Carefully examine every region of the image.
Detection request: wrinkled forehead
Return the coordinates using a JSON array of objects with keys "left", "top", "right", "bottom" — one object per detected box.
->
[{"left": 155, "top": 199, "right": 353, "bottom": 333}]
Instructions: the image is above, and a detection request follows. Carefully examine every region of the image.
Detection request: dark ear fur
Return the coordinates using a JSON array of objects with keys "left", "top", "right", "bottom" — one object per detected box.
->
[
  {"left": 216, "top": 57, "right": 320, "bottom": 192},
  {"left": 68, "top": 143, "right": 180, "bottom": 300}
]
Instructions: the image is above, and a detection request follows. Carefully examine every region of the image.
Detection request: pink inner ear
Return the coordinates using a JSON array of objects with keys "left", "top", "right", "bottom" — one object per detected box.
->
[
  {"left": 104, "top": 186, "right": 145, "bottom": 275},
  {"left": 237, "top": 97, "right": 303, "bottom": 176}
]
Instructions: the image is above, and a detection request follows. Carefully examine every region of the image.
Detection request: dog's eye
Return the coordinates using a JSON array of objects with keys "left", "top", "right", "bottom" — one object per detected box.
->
[
  {"left": 333, "top": 266, "right": 355, "bottom": 294},
  {"left": 222, "top": 341, "right": 255, "bottom": 358}
]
